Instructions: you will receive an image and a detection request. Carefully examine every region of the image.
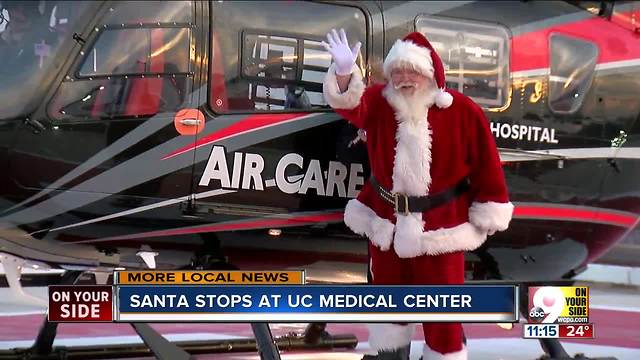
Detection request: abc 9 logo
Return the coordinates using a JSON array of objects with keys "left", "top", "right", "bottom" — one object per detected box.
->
[{"left": 529, "top": 287, "right": 564, "bottom": 323}]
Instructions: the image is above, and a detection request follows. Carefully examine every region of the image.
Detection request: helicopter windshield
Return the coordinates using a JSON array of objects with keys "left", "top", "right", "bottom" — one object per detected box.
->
[{"left": 0, "top": 1, "right": 89, "bottom": 119}]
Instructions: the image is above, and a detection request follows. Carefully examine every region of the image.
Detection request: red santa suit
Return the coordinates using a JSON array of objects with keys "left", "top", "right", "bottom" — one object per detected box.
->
[{"left": 323, "top": 32, "right": 514, "bottom": 360}]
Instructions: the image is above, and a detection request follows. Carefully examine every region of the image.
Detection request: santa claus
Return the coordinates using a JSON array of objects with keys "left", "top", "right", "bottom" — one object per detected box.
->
[{"left": 322, "top": 29, "right": 514, "bottom": 360}]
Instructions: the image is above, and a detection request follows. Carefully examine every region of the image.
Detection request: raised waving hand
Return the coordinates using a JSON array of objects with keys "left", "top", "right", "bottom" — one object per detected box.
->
[{"left": 322, "top": 28, "right": 361, "bottom": 76}]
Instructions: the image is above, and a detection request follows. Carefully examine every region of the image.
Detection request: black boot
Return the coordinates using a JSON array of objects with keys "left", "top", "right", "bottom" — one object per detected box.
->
[{"left": 362, "top": 344, "right": 411, "bottom": 360}]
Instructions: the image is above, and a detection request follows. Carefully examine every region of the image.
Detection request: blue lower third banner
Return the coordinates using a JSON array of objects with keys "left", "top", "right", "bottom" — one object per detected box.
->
[{"left": 116, "top": 285, "right": 518, "bottom": 322}]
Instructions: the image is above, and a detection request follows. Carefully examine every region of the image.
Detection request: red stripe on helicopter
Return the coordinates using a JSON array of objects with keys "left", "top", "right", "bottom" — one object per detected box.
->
[
  {"left": 513, "top": 205, "right": 638, "bottom": 228},
  {"left": 76, "top": 204, "right": 637, "bottom": 244},
  {"left": 162, "top": 113, "right": 308, "bottom": 160},
  {"left": 512, "top": 10, "right": 640, "bottom": 72},
  {"left": 79, "top": 211, "right": 344, "bottom": 243}
]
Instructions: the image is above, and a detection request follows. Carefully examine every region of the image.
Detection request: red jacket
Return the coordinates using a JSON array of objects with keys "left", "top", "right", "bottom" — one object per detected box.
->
[{"left": 324, "top": 65, "right": 513, "bottom": 258}]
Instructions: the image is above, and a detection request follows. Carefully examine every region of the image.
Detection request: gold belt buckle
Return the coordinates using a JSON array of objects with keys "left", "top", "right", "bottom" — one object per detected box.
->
[{"left": 394, "top": 193, "right": 410, "bottom": 215}]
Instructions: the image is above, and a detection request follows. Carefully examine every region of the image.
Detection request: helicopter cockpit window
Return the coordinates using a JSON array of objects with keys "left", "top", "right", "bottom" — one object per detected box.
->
[
  {"left": 78, "top": 27, "right": 190, "bottom": 77},
  {"left": 416, "top": 16, "right": 510, "bottom": 109},
  {"left": 210, "top": 1, "right": 366, "bottom": 113},
  {"left": 548, "top": 33, "right": 598, "bottom": 114},
  {"left": 0, "top": 1, "right": 90, "bottom": 120},
  {"left": 48, "top": 1, "right": 193, "bottom": 121}
]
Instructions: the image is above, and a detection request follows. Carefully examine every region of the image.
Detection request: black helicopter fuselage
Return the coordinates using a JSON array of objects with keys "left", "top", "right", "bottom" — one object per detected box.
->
[{"left": 0, "top": 0, "right": 638, "bottom": 284}]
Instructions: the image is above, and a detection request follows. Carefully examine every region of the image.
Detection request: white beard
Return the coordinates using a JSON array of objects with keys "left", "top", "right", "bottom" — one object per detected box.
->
[
  {"left": 381, "top": 79, "right": 437, "bottom": 197},
  {"left": 382, "top": 82, "right": 437, "bottom": 125}
]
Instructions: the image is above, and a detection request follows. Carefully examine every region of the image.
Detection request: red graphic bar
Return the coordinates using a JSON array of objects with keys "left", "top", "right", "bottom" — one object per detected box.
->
[
  {"left": 48, "top": 285, "right": 113, "bottom": 322},
  {"left": 559, "top": 323, "right": 594, "bottom": 339},
  {"left": 163, "top": 113, "right": 306, "bottom": 160}
]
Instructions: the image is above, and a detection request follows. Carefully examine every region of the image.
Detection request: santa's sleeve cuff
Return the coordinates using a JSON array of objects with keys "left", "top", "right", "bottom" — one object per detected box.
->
[
  {"left": 323, "top": 63, "right": 365, "bottom": 109},
  {"left": 468, "top": 201, "right": 514, "bottom": 234},
  {"left": 344, "top": 199, "right": 394, "bottom": 251}
]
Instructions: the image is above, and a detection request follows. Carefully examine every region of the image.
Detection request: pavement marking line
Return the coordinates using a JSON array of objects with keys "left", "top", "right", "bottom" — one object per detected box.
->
[
  {"left": 575, "top": 264, "right": 640, "bottom": 286},
  {"left": 591, "top": 305, "right": 640, "bottom": 312},
  {"left": 0, "top": 333, "right": 245, "bottom": 350}
]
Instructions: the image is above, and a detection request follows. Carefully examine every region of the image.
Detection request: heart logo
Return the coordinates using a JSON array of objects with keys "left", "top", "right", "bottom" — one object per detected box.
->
[{"left": 543, "top": 295, "right": 555, "bottom": 307}]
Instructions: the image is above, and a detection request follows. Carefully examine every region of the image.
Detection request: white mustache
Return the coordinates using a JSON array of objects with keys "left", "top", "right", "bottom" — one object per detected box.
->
[{"left": 394, "top": 82, "right": 417, "bottom": 90}]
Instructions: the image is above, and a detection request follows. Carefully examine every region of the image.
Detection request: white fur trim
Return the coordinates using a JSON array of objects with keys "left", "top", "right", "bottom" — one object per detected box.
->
[
  {"left": 423, "top": 344, "right": 467, "bottom": 360},
  {"left": 344, "top": 199, "right": 394, "bottom": 251},
  {"left": 368, "top": 324, "right": 416, "bottom": 351},
  {"left": 393, "top": 213, "right": 425, "bottom": 258},
  {"left": 417, "top": 222, "right": 488, "bottom": 257},
  {"left": 391, "top": 221, "right": 489, "bottom": 258},
  {"left": 323, "top": 64, "right": 365, "bottom": 110},
  {"left": 435, "top": 90, "right": 453, "bottom": 109},
  {"left": 468, "top": 201, "right": 514, "bottom": 234},
  {"left": 384, "top": 39, "right": 434, "bottom": 80},
  {"left": 388, "top": 109, "right": 432, "bottom": 196}
]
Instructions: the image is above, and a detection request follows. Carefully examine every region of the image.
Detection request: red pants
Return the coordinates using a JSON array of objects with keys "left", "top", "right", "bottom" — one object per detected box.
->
[{"left": 368, "top": 243, "right": 465, "bottom": 356}]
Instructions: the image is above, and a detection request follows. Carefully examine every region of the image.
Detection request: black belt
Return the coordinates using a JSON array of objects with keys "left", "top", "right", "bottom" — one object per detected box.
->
[{"left": 370, "top": 175, "right": 470, "bottom": 215}]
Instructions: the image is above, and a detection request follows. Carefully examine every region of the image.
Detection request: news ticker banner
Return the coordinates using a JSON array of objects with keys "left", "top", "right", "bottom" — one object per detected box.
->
[
  {"left": 524, "top": 286, "right": 594, "bottom": 339},
  {"left": 48, "top": 270, "right": 518, "bottom": 323},
  {"left": 115, "top": 285, "right": 517, "bottom": 322},
  {"left": 47, "top": 272, "right": 595, "bottom": 340}
]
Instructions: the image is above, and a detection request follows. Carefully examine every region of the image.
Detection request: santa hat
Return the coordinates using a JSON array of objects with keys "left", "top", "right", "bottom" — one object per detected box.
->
[{"left": 383, "top": 32, "right": 453, "bottom": 109}]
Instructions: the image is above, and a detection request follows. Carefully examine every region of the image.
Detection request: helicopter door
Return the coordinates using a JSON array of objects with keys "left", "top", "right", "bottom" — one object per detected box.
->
[{"left": 189, "top": 0, "right": 370, "bottom": 221}]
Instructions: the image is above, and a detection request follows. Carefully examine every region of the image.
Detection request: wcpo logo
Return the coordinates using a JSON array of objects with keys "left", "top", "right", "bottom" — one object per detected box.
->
[{"left": 528, "top": 286, "right": 589, "bottom": 324}]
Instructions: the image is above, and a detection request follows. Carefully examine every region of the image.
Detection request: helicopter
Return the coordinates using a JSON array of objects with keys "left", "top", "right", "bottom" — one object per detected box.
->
[{"left": 0, "top": 1, "right": 637, "bottom": 359}]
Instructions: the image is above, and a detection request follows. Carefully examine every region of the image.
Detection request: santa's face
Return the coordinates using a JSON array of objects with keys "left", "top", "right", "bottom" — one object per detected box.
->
[{"left": 390, "top": 67, "right": 431, "bottom": 97}]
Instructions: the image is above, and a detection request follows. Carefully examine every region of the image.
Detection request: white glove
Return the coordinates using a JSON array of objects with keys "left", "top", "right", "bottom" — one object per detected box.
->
[{"left": 322, "top": 28, "right": 361, "bottom": 76}]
